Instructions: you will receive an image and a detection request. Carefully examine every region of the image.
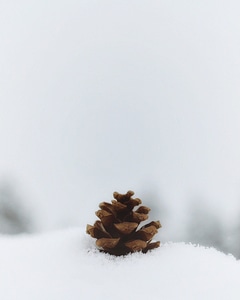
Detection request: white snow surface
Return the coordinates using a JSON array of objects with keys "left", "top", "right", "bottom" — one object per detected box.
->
[{"left": 0, "top": 228, "right": 239, "bottom": 300}]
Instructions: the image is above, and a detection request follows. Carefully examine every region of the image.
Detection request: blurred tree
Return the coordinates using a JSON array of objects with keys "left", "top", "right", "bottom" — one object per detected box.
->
[
  {"left": 185, "top": 200, "right": 226, "bottom": 253},
  {"left": 226, "top": 213, "right": 240, "bottom": 259},
  {"left": 233, "top": 227, "right": 240, "bottom": 259},
  {"left": 0, "top": 182, "right": 32, "bottom": 234}
]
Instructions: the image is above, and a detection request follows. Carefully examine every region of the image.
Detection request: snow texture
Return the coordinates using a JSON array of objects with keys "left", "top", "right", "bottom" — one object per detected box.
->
[{"left": 0, "top": 228, "right": 239, "bottom": 300}]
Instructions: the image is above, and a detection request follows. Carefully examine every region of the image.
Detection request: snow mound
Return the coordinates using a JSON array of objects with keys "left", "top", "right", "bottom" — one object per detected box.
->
[{"left": 0, "top": 228, "right": 239, "bottom": 300}]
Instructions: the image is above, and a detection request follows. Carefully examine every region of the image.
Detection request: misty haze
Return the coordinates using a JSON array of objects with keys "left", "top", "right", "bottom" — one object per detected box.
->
[{"left": 0, "top": 1, "right": 240, "bottom": 258}]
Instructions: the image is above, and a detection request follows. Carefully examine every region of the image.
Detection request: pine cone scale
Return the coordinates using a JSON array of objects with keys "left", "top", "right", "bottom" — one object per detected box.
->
[
  {"left": 131, "top": 212, "right": 149, "bottom": 223},
  {"left": 111, "top": 200, "right": 128, "bottom": 211},
  {"left": 136, "top": 206, "right": 151, "bottom": 214},
  {"left": 124, "top": 240, "right": 147, "bottom": 252},
  {"left": 99, "top": 202, "right": 116, "bottom": 215},
  {"left": 96, "top": 237, "right": 120, "bottom": 249},
  {"left": 140, "top": 220, "right": 162, "bottom": 230},
  {"left": 95, "top": 210, "right": 117, "bottom": 228},
  {"left": 134, "top": 225, "right": 158, "bottom": 241},
  {"left": 114, "top": 222, "right": 138, "bottom": 235},
  {"left": 143, "top": 241, "right": 161, "bottom": 253}
]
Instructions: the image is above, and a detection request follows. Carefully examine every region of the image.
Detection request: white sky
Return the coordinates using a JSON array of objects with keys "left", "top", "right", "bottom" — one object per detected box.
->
[{"left": 0, "top": 1, "right": 240, "bottom": 231}]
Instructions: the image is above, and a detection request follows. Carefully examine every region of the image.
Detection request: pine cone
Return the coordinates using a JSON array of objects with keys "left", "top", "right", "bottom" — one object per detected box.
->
[{"left": 86, "top": 190, "right": 161, "bottom": 256}]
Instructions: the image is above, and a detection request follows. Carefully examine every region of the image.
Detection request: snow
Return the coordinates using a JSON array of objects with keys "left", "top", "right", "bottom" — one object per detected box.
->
[{"left": 0, "top": 228, "right": 239, "bottom": 300}]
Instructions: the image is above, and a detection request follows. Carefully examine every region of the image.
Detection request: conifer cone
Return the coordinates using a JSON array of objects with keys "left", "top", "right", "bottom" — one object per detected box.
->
[{"left": 86, "top": 191, "right": 161, "bottom": 256}]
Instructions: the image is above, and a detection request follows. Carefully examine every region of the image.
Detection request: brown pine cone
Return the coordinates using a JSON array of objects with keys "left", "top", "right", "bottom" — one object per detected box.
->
[{"left": 86, "top": 190, "right": 161, "bottom": 256}]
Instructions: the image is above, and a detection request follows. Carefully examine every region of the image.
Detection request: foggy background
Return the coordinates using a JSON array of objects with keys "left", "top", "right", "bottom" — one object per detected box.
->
[{"left": 1, "top": 1, "right": 240, "bottom": 257}]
